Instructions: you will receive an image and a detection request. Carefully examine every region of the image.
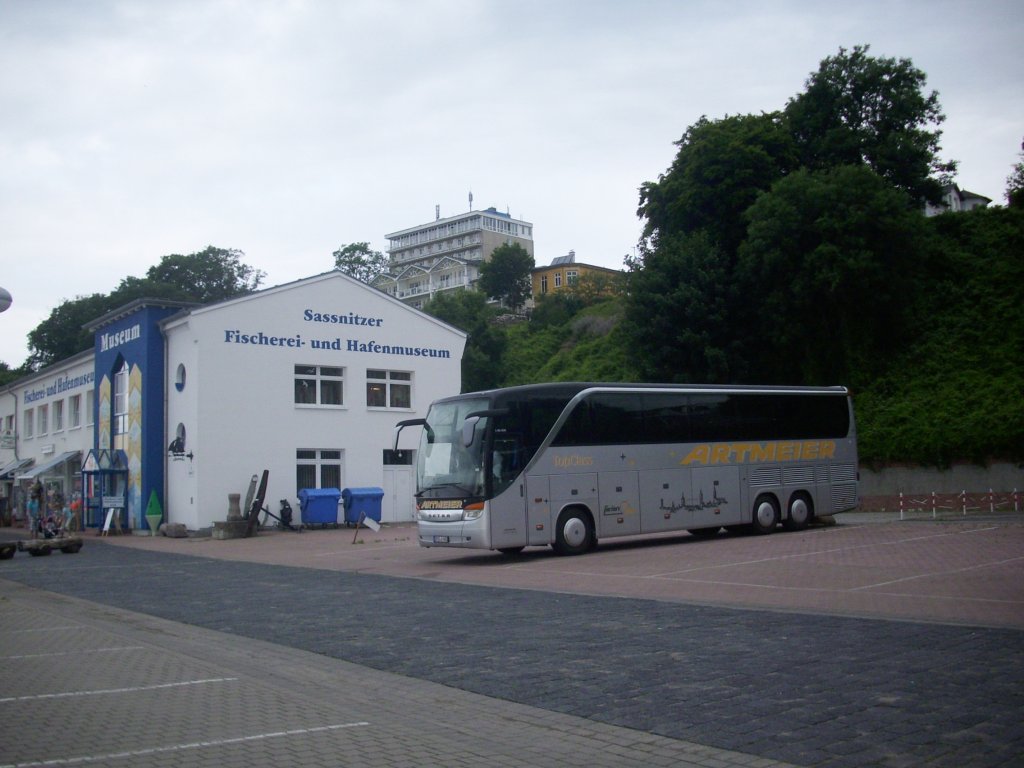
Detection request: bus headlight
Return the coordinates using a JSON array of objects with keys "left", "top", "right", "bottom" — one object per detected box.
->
[{"left": 462, "top": 502, "right": 485, "bottom": 521}]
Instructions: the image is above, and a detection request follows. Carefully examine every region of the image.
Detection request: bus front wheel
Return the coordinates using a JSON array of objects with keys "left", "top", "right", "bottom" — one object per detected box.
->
[
  {"left": 553, "top": 508, "right": 594, "bottom": 556},
  {"left": 751, "top": 495, "right": 779, "bottom": 535}
]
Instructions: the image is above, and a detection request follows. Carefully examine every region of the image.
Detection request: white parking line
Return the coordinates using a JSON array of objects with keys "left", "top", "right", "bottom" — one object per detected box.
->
[
  {"left": 0, "top": 677, "right": 238, "bottom": 703},
  {"left": 2, "top": 646, "right": 145, "bottom": 660},
  {"left": 0, "top": 721, "right": 371, "bottom": 768},
  {"left": 646, "top": 527, "right": 998, "bottom": 578},
  {"left": 0, "top": 627, "right": 81, "bottom": 634},
  {"left": 852, "top": 554, "right": 1024, "bottom": 590}
]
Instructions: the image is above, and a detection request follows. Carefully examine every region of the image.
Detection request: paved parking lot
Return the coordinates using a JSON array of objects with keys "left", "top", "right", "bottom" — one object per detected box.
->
[
  {"left": 98, "top": 512, "right": 1024, "bottom": 629},
  {"left": 1, "top": 513, "right": 1022, "bottom": 767},
  {"left": 1, "top": 581, "right": 751, "bottom": 768}
]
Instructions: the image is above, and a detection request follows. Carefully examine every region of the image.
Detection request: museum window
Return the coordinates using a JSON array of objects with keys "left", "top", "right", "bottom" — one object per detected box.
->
[
  {"left": 37, "top": 404, "right": 48, "bottom": 436},
  {"left": 113, "top": 360, "right": 129, "bottom": 451},
  {"left": 53, "top": 400, "right": 64, "bottom": 433},
  {"left": 294, "top": 365, "right": 344, "bottom": 407},
  {"left": 86, "top": 391, "right": 94, "bottom": 426},
  {"left": 69, "top": 394, "right": 81, "bottom": 429},
  {"left": 540, "top": 275, "right": 548, "bottom": 293},
  {"left": 296, "top": 449, "right": 343, "bottom": 493},
  {"left": 24, "top": 408, "right": 33, "bottom": 439},
  {"left": 366, "top": 370, "right": 412, "bottom": 409}
]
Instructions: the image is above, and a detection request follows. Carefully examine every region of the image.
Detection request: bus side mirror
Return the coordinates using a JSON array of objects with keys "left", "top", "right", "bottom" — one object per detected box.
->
[
  {"left": 393, "top": 418, "right": 427, "bottom": 451},
  {"left": 462, "top": 416, "right": 480, "bottom": 448},
  {"left": 461, "top": 408, "right": 507, "bottom": 448}
]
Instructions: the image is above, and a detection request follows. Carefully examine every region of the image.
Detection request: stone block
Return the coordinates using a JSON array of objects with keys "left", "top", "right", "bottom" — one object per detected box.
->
[
  {"left": 212, "top": 519, "right": 249, "bottom": 540},
  {"left": 160, "top": 522, "right": 189, "bottom": 538}
]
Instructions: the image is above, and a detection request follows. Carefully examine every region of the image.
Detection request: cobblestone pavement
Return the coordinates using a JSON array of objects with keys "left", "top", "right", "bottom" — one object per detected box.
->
[
  {"left": 0, "top": 580, "right": 766, "bottom": 768},
  {"left": 1, "top": 525, "right": 1022, "bottom": 767}
]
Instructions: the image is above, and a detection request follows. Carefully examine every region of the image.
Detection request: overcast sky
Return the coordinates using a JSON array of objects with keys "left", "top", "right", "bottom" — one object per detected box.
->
[{"left": 1, "top": 0, "right": 1022, "bottom": 367}]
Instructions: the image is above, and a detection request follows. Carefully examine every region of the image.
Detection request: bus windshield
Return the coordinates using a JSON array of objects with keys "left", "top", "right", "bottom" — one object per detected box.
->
[{"left": 417, "top": 397, "right": 490, "bottom": 499}]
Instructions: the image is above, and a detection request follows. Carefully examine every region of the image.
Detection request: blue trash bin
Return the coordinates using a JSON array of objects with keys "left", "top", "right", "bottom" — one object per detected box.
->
[
  {"left": 298, "top": 488, "right": 341, "bottom": 527},
  {"left": 342, "top": 487, "right": 384, "bottom": 525}
]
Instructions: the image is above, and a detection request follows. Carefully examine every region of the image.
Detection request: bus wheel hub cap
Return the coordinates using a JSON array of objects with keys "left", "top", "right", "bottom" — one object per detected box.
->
[
  {"left": 564, "top": 518, "right": 586, "bottom": 547},
  {"left": 791, "top": 499, "right": 808, "bottom": 523}
]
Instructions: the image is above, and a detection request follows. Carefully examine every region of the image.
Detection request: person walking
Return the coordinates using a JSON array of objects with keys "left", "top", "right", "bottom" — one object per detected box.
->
[{"left": 27, "top": 479, "right": 43, "bottom": 539}]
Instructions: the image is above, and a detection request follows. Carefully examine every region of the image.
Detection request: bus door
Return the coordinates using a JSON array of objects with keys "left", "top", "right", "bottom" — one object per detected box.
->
[
  {"left": 488, "top": 433, "right": 529, "bottom": 549},
  {"left": 598, "top": 471, "right": 641, "bottom": 538},
  {"left": 639, "top": 469, "right": 690, "bottom": 533},
  {"left": 526, "top": 475, "right": 551, "bottom": 546},
  {"left": 489, "top": 485, "right": 528, "bottom": 550}
]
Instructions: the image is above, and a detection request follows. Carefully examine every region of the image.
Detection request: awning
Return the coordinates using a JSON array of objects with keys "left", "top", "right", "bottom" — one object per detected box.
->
[
  {"left": 0, "top": 457, "right": 34, "bottom": 480},
  {"left": 16, "top": 451, "right": 82, "bottom": 481}
]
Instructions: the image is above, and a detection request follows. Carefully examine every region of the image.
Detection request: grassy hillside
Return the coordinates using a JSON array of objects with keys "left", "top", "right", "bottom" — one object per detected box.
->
[
  {"left": 854, "top": 208, "right": 1024, "bottom": 465},
  {"left": 503, "top": 300, "right": 636, "bottom": 385}
]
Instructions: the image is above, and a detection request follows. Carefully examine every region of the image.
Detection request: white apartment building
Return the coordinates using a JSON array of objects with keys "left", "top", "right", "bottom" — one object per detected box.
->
[{"left": 374, "top": 205, "right": 534, "bottom": 309}]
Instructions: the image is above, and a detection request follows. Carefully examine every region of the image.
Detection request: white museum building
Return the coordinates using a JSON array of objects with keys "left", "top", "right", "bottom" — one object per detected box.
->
[{"left": 0, "top": 271, "right": 467, "bottom": 532}]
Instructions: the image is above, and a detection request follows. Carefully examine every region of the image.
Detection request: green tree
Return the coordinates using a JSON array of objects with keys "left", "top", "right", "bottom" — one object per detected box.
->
[
  {"left": 564, "top": 270, "right": 625, "bottom": 304},
  {"left": 26, "top": 246, "right": 263, "bottom": 368},
  {"left": 785, "top": 44, "right": 956, "bottom": 206},
  {"left": 422, "top": 290, "right": 507, "bottom": 392},
  {"left": 26, "top": 293, "right": 115, "bottom": 368},
  {"left": 531, "top": 271, "right": 624, "bottom": 329},
  {"left": 333, "top": 242, "right": 389, "bottom": 284},
  {"left": 736, "top": 164, "right": 924, "bottom": 384},
  {"left": 856, "top": 206, "right": 1024, "bottom": 464},
  {"left": 638, "top": 112, "right": 796, "bottom": 256},
  {"left": 478, "top": 243, "right": 534, "bottom": 312},
  {"left": 623, "top": 232, "right": 743, "bottom": 383},
  {"left": 1006, "top": 137, "right": 1024, "bottom": 208},
  {"left": 530, "top": 292, "right": 585, "bottom": 329},
  {"left": 138, "top": 246, "right": 264, "bottom": 303},
  {"left": 0, "top": 360, "right": 31, "bottom": 387}
]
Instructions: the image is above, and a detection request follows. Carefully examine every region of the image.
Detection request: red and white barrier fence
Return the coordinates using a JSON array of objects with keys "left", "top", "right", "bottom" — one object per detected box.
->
[{"left": 895, "top": 489, "right": 1020, "bottom": 520}]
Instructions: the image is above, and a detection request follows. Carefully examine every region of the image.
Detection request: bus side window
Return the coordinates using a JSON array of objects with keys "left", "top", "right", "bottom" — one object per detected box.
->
[
  {"left": 644, "top": 393, "right": 691, "bottom": 443},
  {"left": 688, "top": 394, "right": 735, "bottom": 441}
]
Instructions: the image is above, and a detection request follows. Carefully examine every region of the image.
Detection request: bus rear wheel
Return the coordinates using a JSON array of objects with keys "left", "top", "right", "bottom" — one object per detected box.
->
[
  {"left": 751, "top": 495, "right": 779, "bottom": 535},
  {"left": 553, "top": 508, "right": 594, "bottom": 556},
  {"left": 783, "top": 493, "right": 812, "bottom": 532}
]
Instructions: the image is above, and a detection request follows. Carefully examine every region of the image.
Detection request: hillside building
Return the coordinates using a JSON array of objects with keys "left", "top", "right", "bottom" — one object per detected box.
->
[
  {"left": 924, "top": 184, "right": 992, "bottom": 216},
  {"left": 531, "top": 251, "right": 622, "bottom": 299},
  {"left": 374, "top": 204, "right": 534, "bottom": 309}
]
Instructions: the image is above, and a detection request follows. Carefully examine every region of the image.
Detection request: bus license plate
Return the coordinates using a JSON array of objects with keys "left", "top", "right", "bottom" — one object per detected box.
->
[{"left": 433, "top": 535, "right": 450, "bottom": 544}]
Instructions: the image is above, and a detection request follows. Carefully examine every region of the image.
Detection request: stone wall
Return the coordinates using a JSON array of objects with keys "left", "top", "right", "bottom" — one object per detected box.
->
[{"left": 860, "top": 462, "right": 1023, "bottom": 496}]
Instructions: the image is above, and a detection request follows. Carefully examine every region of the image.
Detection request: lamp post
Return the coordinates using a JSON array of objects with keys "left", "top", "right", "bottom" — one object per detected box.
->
[{"left": 0, "top": 286, "right": 11, "bottom": 313}]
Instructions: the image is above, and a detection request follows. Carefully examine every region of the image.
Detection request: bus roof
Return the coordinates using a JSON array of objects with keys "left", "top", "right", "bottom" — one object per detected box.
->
[{"left": 438, "top": 382, "right": 849, "bottom": 406}]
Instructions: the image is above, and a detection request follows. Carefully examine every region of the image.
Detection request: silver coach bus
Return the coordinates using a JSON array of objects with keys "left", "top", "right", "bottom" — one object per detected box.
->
[{"left": 394, "top": 383, "right": 858, "bottom": 555}]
